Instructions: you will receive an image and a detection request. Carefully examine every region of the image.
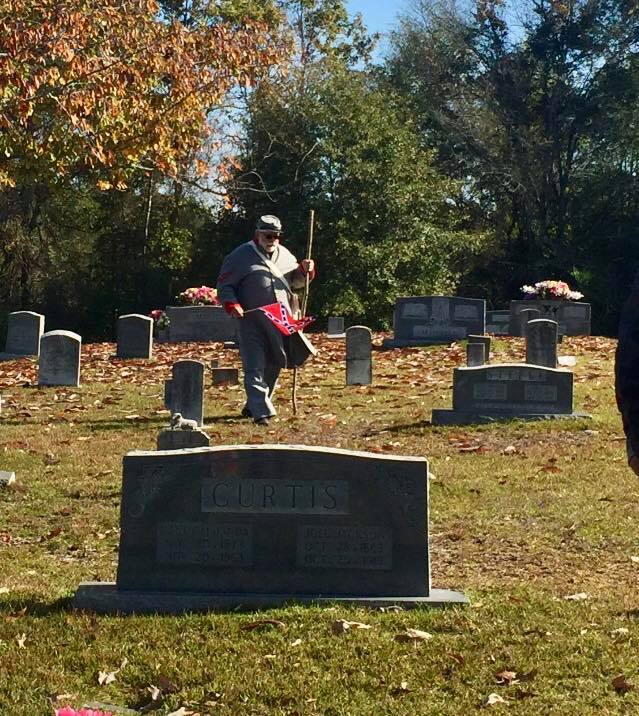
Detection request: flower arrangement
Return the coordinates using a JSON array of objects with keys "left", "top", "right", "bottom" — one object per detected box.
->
[
  {"left": 177, "top": 285, "right": 219, "bottom": 306},
  {"left": 150, "top": 308, "right": 170, "bottom": 330},
  {"left": 521, "top": 280, "right": 583, "bottom": 301},
  {"left": 56, "top": 708, "right": 112, "bottom": 716}
]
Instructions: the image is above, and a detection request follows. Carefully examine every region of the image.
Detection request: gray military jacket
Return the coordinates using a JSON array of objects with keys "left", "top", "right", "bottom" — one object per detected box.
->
[{"left": 216, "top": 240, "right": 306, "bottom": 313}]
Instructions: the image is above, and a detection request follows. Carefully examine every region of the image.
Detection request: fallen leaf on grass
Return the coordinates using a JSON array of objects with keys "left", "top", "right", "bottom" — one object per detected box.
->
[
  {"left": 332, "top": 619, "right": 373, "bottom": 634},
  {"left": 290, "top": 638, "right": 302, "bottom": 647},
  {"left": 16, "top": 633, "right": 26, "bottom": 648},
  {"left": 563, "top": 592, "right": 589, "bottom": 601},
  {"left": 495, "top": 669, "right": 518, "bottom": 685},
  {"left": 631, "top": 556, "right": 639, "bottom": 564},
  {"left": 97, "top": 658, "right": 128, "bottom": 686},
  {"left": 612, "top": 674, "right": 634, "bottom": 694},
  {"left": 0, "top": 587, "right": 9, "bottom": 595},
  {"left": 612, "top": 628, "right": 629, "bottom": 637},
  {"left": 485, "top": 692, "right": 507, "bottom": 706},
  {"left": 502, "top": 445, "right": 517, "bottom": 455},
  {"left": 390, "top": 681, "right": 411, "bottom": 695},
  {"left": 241, "top": 619, "right": 285, "bottom": 631},
  {"left": 395, "top": 628, "right": 433, "bottom": 642}
]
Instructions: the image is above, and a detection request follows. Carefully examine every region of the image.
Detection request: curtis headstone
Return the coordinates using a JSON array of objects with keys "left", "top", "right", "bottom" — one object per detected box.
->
[
  {"left": 72, "top": 444, "right": 468, "bottom": 612},
  {"left": 116, "top": 314, "right": 153, "bottom": 359},
  {"left": 38, "top": 330, "right": 81, "bottom": 387},
  {"left": 346, "top": 326, "right": 372, "bottom": 385}
]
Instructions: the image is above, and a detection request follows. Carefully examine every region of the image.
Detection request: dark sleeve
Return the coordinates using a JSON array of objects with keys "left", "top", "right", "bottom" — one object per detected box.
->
[{"left": 615, "top": 272, "right": 639, "bottom": 460}]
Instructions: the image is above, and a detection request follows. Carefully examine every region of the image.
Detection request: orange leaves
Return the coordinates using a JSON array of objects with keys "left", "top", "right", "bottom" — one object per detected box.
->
[{"left": 0, "top": 0, "right": 291, "bottom": 188}]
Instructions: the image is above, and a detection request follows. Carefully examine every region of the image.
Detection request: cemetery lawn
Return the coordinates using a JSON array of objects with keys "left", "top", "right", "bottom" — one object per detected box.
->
[{"left": 1, "top": 334, "right": 638, "bottom": 715}]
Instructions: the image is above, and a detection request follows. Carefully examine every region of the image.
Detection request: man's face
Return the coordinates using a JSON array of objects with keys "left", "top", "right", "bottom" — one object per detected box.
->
[{"left": 256, "top": 230, "right": 281, "bottom": 254}]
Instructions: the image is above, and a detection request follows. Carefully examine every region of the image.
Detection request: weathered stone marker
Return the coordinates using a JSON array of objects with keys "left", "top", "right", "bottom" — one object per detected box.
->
[
  {"left": 212, "top": 367, "right": 239, "bottom": 386},
  {"left": 157, "top": 428, "right": 210, "bottom": 450},
  {"left": 327, "top": 317, "right": 345, "bottom": 337},
  {"left": 382, "top": 296, "right": 486, "bottom": 348},
  {"left": 466, "top": 342, "right": 485, "bottom": 367},
  {"left": 4, "top": 311, "right": 45, "bottom": 357},
  {"left": 164, "top": 360, "right": 205, "bottom": 426},
  {"left": 467, "top": 334, "right": 491, "bottom": 361},
  {"left": 38, "top": 330, "right": 81, "bottom": 387},
  {"left": 515, "top": 308, "right": 541, "bottom": 337},
  {"left": 166, "top": 305, "right": 238, "bottom": 343},
  {"left": 116, "top": 314, "right": 153, "bottom": 359},
  {"left": 432, "top": 364, "right": 586, "bottom": 425},
  {"left": 346, "top": 326, "right": 372, "bottom": 385},
  {"left": 72, "top": 444, "right": 468, "bottom": 612},
  {"left": 526, "top": 319, "right": 558, "bottom": 368}
]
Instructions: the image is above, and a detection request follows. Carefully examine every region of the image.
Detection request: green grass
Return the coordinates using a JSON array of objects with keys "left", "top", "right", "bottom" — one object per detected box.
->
[{"left": 1, "top": 334, "right": 638, "bottom": 715}]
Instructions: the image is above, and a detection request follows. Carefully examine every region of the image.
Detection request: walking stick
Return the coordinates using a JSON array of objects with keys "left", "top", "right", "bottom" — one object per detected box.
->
[{"left": 292, "top": 209, "right": 315, "bottom": 415}]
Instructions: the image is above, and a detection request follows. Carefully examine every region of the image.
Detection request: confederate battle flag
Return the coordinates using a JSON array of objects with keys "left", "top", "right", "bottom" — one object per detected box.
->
[{"left": 257, "top": 302, "right": 315, "bottom": 336}]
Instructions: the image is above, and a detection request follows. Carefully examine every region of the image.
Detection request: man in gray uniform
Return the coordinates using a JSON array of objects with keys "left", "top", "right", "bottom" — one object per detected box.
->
[{"left": 217, "top": 215, "right": 315, "bottom": 425}]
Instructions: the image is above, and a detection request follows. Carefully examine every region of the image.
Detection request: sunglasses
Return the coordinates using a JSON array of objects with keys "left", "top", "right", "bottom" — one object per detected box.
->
[{"left": 261, "top": 232, "right": 282, "bottom": 240}]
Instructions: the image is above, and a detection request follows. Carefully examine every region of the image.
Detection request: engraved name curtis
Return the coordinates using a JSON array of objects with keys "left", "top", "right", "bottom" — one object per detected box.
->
[{"left": 201, "top": 478, "right": 349, "bottom": 514}]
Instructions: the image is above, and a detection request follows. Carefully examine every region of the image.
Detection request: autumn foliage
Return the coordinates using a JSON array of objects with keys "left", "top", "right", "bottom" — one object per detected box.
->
[{"left": 0, "top": 0, "right": 289, "bottom": 188}]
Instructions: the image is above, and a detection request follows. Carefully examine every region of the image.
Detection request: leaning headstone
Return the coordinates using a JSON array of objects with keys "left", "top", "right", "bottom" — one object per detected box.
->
[
  {"left": 0, "top": 470, "right": 15, "bottom": 488},
  {"left": 4, "top": 311, "right": 45, "bottom": 357},
  {"left": 327, "top": 317, "right": 345, "bottom": 338},
  {"left": 116, "top": 314, "right": 153, "bottom": 359},
  {"left": 509, "top": 300, "right": 591, "bottom": 337},
  {"left": 526, "top": 319, "right": 558, "bottom": 368},
  {"left": 164, "top": 360, "right": 204, "bottom": 426},
  {"left": 157, "top": 428, "right": 210, "bottom": 450},
  {"left": 72, "top": 444, "right": 468, "bottom": 613},
  {"left": 166, "top": 305, "right": 238, "bottom": 343},
  {"left": 38, "top": 330, "right": 81, "bottom": 387},
  {"left": 346, "top": 326, "right": 372, "bottom": 385},
  {"left": 212, "top": 367, "right": 239, "bottom": 386},
  {"left": 432, "top": 364, "right": 587, "bottom": 425},
  {"left": 466, "top": 342, "right": 485, "bottom": 367},
  {"left": 486, "top": 310, "right": 510, "bottom": 335},
  {"left": 382, "top": 296, "right": 485, "bottom": 348}
]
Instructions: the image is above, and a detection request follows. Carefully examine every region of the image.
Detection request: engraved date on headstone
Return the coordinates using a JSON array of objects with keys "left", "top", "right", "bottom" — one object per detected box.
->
[
  {"left": 156, "top": 522, "right": 253, "bottom": 566},
  {"left": 296, "top": 525, "right": 392, "bottom": 570}
]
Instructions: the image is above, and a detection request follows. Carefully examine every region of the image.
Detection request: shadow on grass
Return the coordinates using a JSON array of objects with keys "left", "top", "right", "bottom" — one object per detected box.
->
[
  {"left": 0, "top": 595, "right": 72, "bottom": 616},
  {"left": 363, "top": 419, "right": 433, "bottom": 436}
]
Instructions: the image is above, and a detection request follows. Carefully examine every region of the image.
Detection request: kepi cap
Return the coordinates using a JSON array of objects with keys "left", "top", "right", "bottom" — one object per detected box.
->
[{"left": 256, "top": 215, "right": 283, "bottom": 234}]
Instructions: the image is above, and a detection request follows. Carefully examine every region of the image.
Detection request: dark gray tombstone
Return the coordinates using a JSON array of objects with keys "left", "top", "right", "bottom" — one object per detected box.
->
[
  {"left": 346, "top": 326, "right": 372, "bottom": 385},
  {"left": 327, "top": 317, "right": 345, "bottom": 337},
  {"left": 212, "top": 367, "right": 239, "bottom": 386},
  {"left": 157, "top": 429, "right": 210, "bottom": 450},
  {"left": 116, "top": 314, "right": 153, "bottom": 359},
  {"left": 515, "top": 308, "right": 541, "bottom": 337},
  {"left": 432, "top": 364, "right": 587, "bottom": 425},
  {"left": 509, "top": 300, "right": 591, "bottom": 337},
  {"left": 38, "top": 330, "right": 81, "bottom": 387},
  {"left": 164, "top": 360, "right": 204, "bottom": 426},
  {"left": 382, "top": 296, "right": 485, "bottom": 348},
  {"left": 166, "top": 305, "right": 237, "bottom": 343},
  {"left": 4, "top": 311, "right": 45, "bottom": 357},
  {"left": 485, "top": 310, "right": 510, "bottom": 335},
  {"left": 466, "top": 342, "right": 485, "bottom": 367},
  {"left": 526, "top": 319, "right": 558, "bottom": 368},
  {"left": 467, "top": 334, "right": 491, "bottom": 360},
  {"left": 72, "top": 444, "right": 468, "bottom": 612}
]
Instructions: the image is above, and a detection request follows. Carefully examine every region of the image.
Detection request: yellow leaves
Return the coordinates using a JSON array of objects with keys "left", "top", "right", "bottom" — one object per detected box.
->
[{"left": 96, "top": 180, "right": 112, "bottom": 190}]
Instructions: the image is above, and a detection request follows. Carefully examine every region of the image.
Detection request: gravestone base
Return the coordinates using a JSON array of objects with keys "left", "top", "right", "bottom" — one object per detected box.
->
[
  {"left": 431, "top": 409, "right": 591, "bottom": 426},
  {"left": 72, "top": 582, "right": 469, "bottom": 614},
  {"left": 0, "top": 352, "right": 28, "bottom": 362},
  {"left": 157, "top": 429, "right": 210, "bottom": 450},
  {"left": 327, "top": 333, "right": 346, "bottom": 339}
]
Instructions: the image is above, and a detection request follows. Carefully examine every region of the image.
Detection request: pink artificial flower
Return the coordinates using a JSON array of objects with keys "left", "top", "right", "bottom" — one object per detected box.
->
[{"left": 55, "top": 707, "right": 113, "bottom": 716}]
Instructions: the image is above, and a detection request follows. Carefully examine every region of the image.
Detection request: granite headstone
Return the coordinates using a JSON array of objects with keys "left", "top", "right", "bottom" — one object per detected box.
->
[
  {"left": 157, "top": 429, "right": 210, "bottom": 450},
  {"left": 382, "top": 296, "right": 486, "bottom": 348},
  {"left": 327, "top": 317, "right": 345, "bottom": 337},
  {"left": 212, "top": 367, "right": 239, "bottom": 386},
  {"left": 4, "top": 311, "right": 45, "bottom": 357},
  {"left": 526, "top": 319, "right": 558, "bottom": 368},
  {"left": 38, "top": 330, "right": 81, "bottom": 387},
  {"left": 72, "top": 444, "right": 468, "bottom": 612},
  {"left": 116, "top": 314, "right": 153, "bottom": 359},
  {"left": 466, "top": 342, "right": 485, "bottom": 367},
  {"left": 166, "top": 305, "right": 237, "bottom": 343},
  {"left": 485, "top": 310, "right": 510, "bottom": 335},
  {"left": 346, "top": 326, "right": 372, "bottom": 385},
  {"left": 164, "top": 360, "right": 205, "bottom": 426},
  {"left": 509, "top": 300, "right": 591, "bottom": 337}
]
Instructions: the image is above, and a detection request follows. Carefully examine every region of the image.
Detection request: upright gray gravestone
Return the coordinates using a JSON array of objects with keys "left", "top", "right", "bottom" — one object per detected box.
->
[
  {"left": 468, "top": 334, "right": 491, "bottom": 361},
  {"left": 431, "top": 364, "right": 587, "bottom": 425},
  {"left": 38, "top": 330, "right": 81, "bottom": 387},
  {"left": 327, "top": 317, "right": 345, "bottom": 337},
  {"left": 116, "top": 314, "right": 153, "bottom": 359},
  {"left": 486, "top": 310, "right": 509, "bottom": 335},
  {"left": 526, "top": 319, "right": 558, "bottom": 368},
  {"left": 382, "top": 296, "right": 486, "bottom": 348},
  {"left": 166, "top": 305, "right": 237, "bottom": 343},
  {"left": 72, "top": 444, "right": 468, "bottom": 613},
  {"left": 212, "top": 367, "right": 239, "bottom": 386},
  {"left": 4, "top": 311, "right": 45, "bottom": 357},
  {"left": 516, "top": 308, "right": 541, "bottom": 337},
  {"left": 164, "top": 360, "right": 205, "bottom": 426},
  {"left": 346, "top": 326, "right": 372, "bottom": 385},
  {"left": 509, "top": 300, "right": 591, "bottom": 337},
  {"left": 466, "top": 342, "right": 485, "bottom": 367}
]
